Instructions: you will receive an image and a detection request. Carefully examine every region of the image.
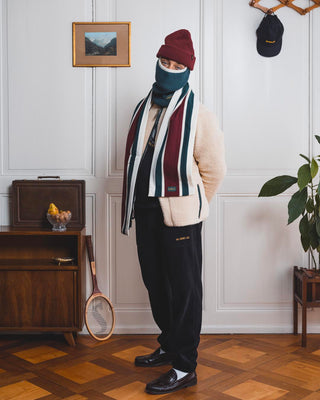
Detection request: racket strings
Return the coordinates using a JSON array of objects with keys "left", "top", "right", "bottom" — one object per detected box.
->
[{"left": 86, "top": 296, "right": 114, "bottom": 338}]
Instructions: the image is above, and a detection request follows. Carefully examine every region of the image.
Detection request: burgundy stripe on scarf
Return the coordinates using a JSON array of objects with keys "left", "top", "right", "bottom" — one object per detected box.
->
[
  {"left": 163, "top": 97, "right": 187, "bottom": 197},
  {"left": 121, "top": 102, "right": 145, "bottom": 226}
]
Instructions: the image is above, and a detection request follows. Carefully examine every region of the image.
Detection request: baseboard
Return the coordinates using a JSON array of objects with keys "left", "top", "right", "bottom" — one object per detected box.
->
[{"left": 107, "top": 324, "right": 320, "bottom": 335}]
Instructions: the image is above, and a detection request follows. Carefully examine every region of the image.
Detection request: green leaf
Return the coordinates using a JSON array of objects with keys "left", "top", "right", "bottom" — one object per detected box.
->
[
  {"left": 317, "top": 182, "right": 320, "bottom": 196},
  {"left": 258, "top": 175, "right": 298, "bottom": 197},
  {"left": 306, "top": 198, "right": 314, "bottom": 213},
  {"left": 301, "top": 234, "right": 310, "bottom": 252},
  {"left": 297, "top": 164, "right": 312, "bottom": 190},
  {"left": 288, "top": 187, "right": 308, "bottom": 224},
  {"left": 299, "top": 214, "right": 309, "bottom": 236},
  {"left": 309, "top": 222, "right": 319, "bottom": 249},
  {"left": 311, "top": 158, "right": 319, "bottom": 179},
  {"left": 300, "top": 153, "right": 311, "bottom": 163},
  {"left": 315, "top": 135, "right": 320, "bottom": 145}
]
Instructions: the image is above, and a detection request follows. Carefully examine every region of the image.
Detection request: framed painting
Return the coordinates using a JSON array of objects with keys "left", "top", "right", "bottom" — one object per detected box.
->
[{"left": 73, "top": 22, "right": 131, "bottom": 67}]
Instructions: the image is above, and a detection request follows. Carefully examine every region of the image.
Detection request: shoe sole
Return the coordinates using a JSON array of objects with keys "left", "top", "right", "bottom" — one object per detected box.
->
[
  {"left": 145, "top": 377, "right": 197, "bottom": 394},
  {"left": 134, "top": 360, "right": 173, "bottom": 367}
]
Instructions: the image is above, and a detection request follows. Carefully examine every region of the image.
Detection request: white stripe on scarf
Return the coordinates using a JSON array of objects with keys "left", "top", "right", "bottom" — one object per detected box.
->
[{"left": 186, "top": 94, "right": 199, "bottom": 194}]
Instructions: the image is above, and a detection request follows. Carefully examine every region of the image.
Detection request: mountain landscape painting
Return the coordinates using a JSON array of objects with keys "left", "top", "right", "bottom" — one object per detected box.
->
[{"left": 85, "top": 32, "right": 117, "bottom": 56}]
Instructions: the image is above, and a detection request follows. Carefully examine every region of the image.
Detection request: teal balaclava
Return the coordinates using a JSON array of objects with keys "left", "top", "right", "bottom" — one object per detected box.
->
[{"left": 152, "top": 59, "right": 190, "bottom": 107}]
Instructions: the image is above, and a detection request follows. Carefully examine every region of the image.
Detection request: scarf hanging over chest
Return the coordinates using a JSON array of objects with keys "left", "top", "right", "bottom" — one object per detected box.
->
[{"left": 121, "top": 82, "right": 199, "bottom": 235}]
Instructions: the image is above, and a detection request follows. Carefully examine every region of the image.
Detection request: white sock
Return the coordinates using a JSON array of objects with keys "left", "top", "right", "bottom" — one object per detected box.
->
[
  {"left": 159, "top": 348, "right": 166, "bottom": 354},
  {"left": 173, "top": 368, "right": 188, "bottom": 379}
]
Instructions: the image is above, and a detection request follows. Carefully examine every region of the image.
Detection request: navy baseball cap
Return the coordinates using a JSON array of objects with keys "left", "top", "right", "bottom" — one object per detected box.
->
[{"left": 256, "top": 14, "right": 284, "bottom": 57}]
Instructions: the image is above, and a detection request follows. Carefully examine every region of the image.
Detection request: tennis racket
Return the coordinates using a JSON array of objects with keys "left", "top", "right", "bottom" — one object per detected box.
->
[{"left": 85, "top": 235, "right": 115, "bottom": 341}]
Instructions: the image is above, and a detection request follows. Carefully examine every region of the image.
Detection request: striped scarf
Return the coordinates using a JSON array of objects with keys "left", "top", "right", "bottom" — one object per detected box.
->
[{"left": 121, "top": 87, "right": 199, "bottom": 235}]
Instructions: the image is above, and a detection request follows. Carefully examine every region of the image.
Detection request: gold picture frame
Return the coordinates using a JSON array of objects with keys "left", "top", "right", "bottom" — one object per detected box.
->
[{"left": 72, "top": 22, "right": 131, "bottom": 67}]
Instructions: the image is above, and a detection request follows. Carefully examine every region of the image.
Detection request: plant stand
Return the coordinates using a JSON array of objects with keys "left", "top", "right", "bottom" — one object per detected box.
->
[{"left": 293, "top": 265, "right": 320, "bottom": 347}]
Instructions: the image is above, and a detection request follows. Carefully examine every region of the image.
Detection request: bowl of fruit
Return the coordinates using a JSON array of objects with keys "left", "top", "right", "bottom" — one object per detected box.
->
[{"left": 47, "top": 203, "right": 72, "bottom": 232}]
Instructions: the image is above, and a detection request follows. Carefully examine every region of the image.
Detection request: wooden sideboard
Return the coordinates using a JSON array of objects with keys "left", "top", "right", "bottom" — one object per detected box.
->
[{"left": 0, "top": 226, "right": 86, "bottom": 346}]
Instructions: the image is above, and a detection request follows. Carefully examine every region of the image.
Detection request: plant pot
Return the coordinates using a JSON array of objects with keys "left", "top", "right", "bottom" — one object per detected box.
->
[
  {"left": 294, "top": 266, "right": 320, "bottom": 302},
  {"left": 293, "top": 266, "right": 320, "bottom": 347}
]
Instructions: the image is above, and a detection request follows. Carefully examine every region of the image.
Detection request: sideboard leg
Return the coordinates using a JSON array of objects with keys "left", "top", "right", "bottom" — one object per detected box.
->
[{"left": 64, "top": 332, "right": 76, "bottom": 347}]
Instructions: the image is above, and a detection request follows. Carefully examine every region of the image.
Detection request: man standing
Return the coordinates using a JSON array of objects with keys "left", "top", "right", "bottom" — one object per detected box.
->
[{"left": 121, "top": 29, "right": 226, "bottom": 395}]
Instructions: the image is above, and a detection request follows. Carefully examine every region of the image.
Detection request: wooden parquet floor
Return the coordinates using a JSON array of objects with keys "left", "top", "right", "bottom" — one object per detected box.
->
[{"left": 1, "top": 333, "right": 320, "bottom": 399}]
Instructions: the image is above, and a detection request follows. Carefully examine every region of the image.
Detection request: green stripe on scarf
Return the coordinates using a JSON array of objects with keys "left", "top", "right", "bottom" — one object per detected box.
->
[{"left": 180, "top": 91, "right": 194, "bottom": 195}]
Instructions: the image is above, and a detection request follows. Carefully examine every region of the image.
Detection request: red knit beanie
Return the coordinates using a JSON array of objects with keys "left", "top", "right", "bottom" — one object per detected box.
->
[{"left": 156, "top": 29, "right": 196, "bottom": 70}]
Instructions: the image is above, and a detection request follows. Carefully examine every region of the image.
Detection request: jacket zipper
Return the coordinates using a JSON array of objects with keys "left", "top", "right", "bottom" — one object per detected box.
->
[{"left": 197, "top": 184, "right": 202, "bottom": 219}]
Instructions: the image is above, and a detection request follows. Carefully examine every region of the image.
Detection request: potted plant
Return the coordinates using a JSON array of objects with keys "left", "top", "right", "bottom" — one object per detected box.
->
[
  {"left": 259, "top": 135, "right": 320, "bottom": 346},
  {"left": 259, "top": 135, "right": 320, "bottom": 273}
]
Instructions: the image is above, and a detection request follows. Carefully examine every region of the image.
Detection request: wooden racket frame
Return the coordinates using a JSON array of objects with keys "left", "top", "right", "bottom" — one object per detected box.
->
[
  {"left": 85, "top": 235, "right": 115, "bottom": 341},
  {"left": 249, "top": 0, "right": 320, "bottom": 15}
]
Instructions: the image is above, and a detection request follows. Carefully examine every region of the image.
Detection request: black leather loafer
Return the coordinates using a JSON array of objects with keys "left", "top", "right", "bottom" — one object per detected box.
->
[
  {"left": 134, "top": 347, "right": 176, "bottom": 367},
  {"left": 145, "top": 368, "right": 197, "bottom": 394}
]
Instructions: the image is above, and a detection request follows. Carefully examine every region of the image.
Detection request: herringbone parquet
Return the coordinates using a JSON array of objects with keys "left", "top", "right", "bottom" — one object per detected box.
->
[{"left": 0, "top": 333, "right": 320, "bottom": 399}]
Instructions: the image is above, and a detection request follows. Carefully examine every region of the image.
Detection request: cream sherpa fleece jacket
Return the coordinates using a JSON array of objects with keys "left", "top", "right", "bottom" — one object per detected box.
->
[{"left": 138, "top": 102, "right": 227, "bottom": 227}]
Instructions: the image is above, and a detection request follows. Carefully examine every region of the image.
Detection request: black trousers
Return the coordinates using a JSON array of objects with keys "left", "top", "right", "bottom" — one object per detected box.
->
[{"left": 134, "top": 204, "right": 203, "bottom": 372}]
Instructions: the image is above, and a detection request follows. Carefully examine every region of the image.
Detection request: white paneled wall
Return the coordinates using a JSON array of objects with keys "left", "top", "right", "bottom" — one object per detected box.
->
[
  {"left": 3, "top": 0, "right": 93, "bottom": 175},
  {"left": 224, "top": 1, "right": 309, "bottom": 176},
  {"left": 1, "top": 0, "right": 320, "bottom": 334}
]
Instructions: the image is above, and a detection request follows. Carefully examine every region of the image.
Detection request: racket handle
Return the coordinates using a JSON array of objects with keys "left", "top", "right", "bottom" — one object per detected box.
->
[{"left": 85, "top": 235, "right": 95, "bottom": 263}]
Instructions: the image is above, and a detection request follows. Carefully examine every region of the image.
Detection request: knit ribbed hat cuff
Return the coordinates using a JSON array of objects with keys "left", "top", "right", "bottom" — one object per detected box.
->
[{"left": 157, "top": 45, "right": 195, "bottom": 70}]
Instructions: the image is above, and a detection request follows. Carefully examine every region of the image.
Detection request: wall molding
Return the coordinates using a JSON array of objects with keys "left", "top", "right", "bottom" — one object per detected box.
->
[
  {"left": 1, "top": 0, "right": 94, "bottom": 176},
  {"left": 0, "top": 0, "right": 8, "bottom": 177},
  {"left": 109, "top": 194, "right": 150, "bottom": 310},
  {"left": 216, "top": 194, "right": 308, "bottom": 312},
  {"left": 113, "top": 322, "right": 320, "bottom": 334}
]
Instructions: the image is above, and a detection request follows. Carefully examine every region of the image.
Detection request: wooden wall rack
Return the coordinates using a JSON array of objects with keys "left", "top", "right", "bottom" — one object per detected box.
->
[{"left": 250, "top": 0, "right": 320, "bottom": 15}]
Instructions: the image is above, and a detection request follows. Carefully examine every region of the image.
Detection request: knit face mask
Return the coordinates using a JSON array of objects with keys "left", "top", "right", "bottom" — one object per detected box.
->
[{"left": 152, "top": 59, "right": 190, "bottom": 107}]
